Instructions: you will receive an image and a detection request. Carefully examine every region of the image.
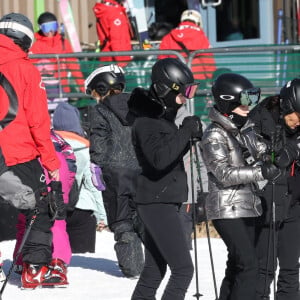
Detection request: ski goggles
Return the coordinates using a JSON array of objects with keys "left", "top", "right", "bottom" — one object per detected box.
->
[
  {"left": 39, "top": 21, "right": 59, "bottom": 34},
  {"left": 184, "top": 83, "right": 199, "bottom": 99},
  {"left": 240, "top": 87, "right": 261, "bottom": 109}
]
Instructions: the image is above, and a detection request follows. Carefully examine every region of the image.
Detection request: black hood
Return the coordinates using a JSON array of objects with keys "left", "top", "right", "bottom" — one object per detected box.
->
[
  {"left": 127, "top": 87, "right": 164, "bottom": 119},
  {"left": 102, "top": 92, "right": 131, "bottom": 126}
]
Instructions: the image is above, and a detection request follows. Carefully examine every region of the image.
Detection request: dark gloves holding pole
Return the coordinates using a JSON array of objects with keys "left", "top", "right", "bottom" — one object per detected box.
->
[
  {"left": 274, "top": 139, "right": 300, "bottom": 168},
  {"left": 261, "top": 162, "right": 281, "bottom": 181},
  {"left": 182, "top": 115, "right": 203, "bottom": 140},
  {"left": 270, "top": 125, "right": 300, "bottom": 168},
  {"left": 48, "top": 181, "right": 66, "bottom": 221}
]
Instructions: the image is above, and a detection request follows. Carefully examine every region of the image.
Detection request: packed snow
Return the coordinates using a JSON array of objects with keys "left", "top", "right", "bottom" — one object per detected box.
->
[
  {"left": 0, "top": 230, "right": 278, "bottom": 300},
  {"left": 0, "top": 230, "right": 228, "bottom": 300}
]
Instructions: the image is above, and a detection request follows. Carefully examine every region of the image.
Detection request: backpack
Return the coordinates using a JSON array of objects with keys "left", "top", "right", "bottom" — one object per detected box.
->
[{"left": 50, "top": 130, "right": 79, "bottom": 212}]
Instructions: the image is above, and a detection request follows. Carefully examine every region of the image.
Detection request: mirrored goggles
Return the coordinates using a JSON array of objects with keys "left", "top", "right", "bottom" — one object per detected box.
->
[
  {"left": 185, "top": 84, "right": 199, "bottom": 99},
  {"left": 40, "top": 21, "right": 59, "bottom": 34},
  {"left": 240, "top": 87, "right": 261, "bottom": 109}
]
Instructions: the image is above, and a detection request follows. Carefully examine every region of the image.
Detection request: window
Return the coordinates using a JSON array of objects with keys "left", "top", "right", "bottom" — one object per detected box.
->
[{"left": 215, "top": 0, "right": 259, "bottom": 42}]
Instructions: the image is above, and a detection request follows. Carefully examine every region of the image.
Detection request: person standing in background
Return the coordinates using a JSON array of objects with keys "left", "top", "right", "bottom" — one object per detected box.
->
[
  {"left": 13, "top": 129, "right": 76, "bottom": 286},
  {"left": 93, "top": 0, "right": 133, "bottom": 66},
  {"left": 87, "top": 64, "right": 144, "bottom": 278},
  {"left": 159, "top": 9, "right": 216, "bottom": 80},
  {"left": 53, "top": 102, "right": 107, "bottom": 254},
  {"left": 30, "top": 12, "right": 85, "bottom": 95}
]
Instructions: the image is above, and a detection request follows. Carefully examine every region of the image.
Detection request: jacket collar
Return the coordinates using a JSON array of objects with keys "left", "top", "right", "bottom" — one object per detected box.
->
[
  {"left": 209, "top": 106, "right": 257, "bottom": 138},
  {"left": 128, "top": 87, "right": 164, "bottom": 119},
  {"left": 209, "top": 106, "right": 239, "bottom": 134}
]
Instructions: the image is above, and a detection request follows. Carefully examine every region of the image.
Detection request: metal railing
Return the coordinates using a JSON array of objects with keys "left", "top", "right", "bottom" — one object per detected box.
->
[{"left": 30, "top": 44, "right": 300, "bottom": 120}]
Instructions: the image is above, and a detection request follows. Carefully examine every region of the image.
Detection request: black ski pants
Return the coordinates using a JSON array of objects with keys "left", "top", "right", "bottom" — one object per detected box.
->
[
  {"left": 102, "top": 167, "right": 144, "bottom": 277},
  {"left": 66, "top": 208, "right": 97, "bottom": 253},
  {"left": 213, "top": 217, "right": 258, "bottom": 300},
  {"left": 102, "top": 167, "right": 139, "bottom": 228},
  {"left": 9, "top": 159, "right": 53, "bottom": 264},
  {"left": 131, "top": 203, "right": 194, "bottom": 300},
  {"left": 255, "top": 204, "right": 300, "bottom": 300}
]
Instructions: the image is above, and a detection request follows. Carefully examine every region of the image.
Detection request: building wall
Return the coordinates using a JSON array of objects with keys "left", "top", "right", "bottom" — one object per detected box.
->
[{"left": 0, "top": 0, "right": 98, "bottom": 51}]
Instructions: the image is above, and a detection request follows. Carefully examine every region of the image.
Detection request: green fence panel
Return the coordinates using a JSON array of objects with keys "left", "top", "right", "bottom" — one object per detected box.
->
[{"left": 30, "top": 45, "right": 300, "bottom": 122}]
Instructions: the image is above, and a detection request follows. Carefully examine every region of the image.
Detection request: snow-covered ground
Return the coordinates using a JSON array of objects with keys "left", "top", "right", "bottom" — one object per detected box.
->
[{"left": 0, "top": 231, "right": 228, "bottom": 300}]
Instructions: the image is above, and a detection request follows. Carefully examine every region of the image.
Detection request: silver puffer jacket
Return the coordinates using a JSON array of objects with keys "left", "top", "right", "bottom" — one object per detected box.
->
[{"left": 201, "top": 107, "right": 266, "bottom": 220}]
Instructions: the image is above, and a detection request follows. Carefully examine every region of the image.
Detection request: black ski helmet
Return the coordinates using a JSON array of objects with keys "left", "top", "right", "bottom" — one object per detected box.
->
[
  {"left": 212, "top": 73, "right": 259, "bottom": 114},
  {"left": 85, "top": 64, "right": 126, "bottom": 96},
  {"left": 0, "top": 13, "right": 34, "bottom": 51},
  {"left": 151, "top": 58, "right": 195, "bottom": 101},
  {"left": 280, "top": 78, "right": 300, "bottom": 115},
  {"left": 37, "top": 12, "right": 57, "bottom": 25}
]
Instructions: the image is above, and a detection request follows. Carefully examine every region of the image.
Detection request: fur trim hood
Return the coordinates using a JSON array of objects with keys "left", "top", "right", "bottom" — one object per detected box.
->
[{"left": 128, "top": 87, "right": 164, "bottom": 119}]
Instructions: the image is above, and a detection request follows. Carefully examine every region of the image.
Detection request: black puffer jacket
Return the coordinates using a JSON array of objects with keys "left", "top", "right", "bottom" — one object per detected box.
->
[
  {"left": 250, "top": 97, "right": 300, "bottom": 223},
  {"left": 128, "top": 87, "right": 195, "bottom": 205},
  {"left": 89, "top": 93, "right": 140, "bottom": 170}
]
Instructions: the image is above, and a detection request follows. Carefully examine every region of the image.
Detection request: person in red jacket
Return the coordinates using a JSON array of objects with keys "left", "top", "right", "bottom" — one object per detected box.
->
[
  {"left": 159, "top": 9, "right": 216, "bottom": 80},
  {"left": 93, "top": 0, "right": 133, "bottom": 66},
  {"left": 0, "top": 13, "right": 66, "bottom": 288},
  {"left": 30, "top": 12, "right": 85, "bottom": 95}
]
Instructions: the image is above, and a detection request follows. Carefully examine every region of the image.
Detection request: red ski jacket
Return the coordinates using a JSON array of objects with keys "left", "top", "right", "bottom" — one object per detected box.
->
[
  {"left": 159, "top": 21, "right": 216, "bottom": 80},
  {"left": 30, "top": 32, "right": 85, "bottom": 93},
  {"left": 93, "top": 0, "right": 132, "bottom": 65},
  {"left": 0, "top": 34, "right": 60, "bottom": 171}
]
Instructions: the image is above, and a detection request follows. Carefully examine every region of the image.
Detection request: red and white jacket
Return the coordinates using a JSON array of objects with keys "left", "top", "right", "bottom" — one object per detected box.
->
[
  {"left": 0, "top": 34, "right": 60, "bottom": 171},
  {"left": 93, "top": 0, "right": 132, "bottom": 66},
  {"left": 30, "top": 32, "right": 85, "bottom": 93},
  {"left": 159, "top": 21, "right": 216, "bottom": 80}
]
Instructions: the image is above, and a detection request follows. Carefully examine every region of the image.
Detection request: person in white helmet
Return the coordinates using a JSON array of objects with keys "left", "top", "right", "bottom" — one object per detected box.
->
[
  {"left": 86, "top": 64, "right": 144, "bottom": 278},
  {"left": 159, "top": 9, "right": 216, "bottom": 80}
]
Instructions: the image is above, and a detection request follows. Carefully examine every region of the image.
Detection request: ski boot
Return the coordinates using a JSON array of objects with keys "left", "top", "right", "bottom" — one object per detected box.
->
[
  {"left": 21, "top": 263, "right": 67, "bottom": 289},
  {"left": 49, "top": 258, "right": 68, "bottom": 285}
]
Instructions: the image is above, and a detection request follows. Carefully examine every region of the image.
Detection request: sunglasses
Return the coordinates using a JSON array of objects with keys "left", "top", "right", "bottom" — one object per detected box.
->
[
  {"left": 185, "top": 84, "right": 199, "bottom": 99},
  {"left": 240, "top": 87, "right": 261, "bottom": 109},
  {"left": 40, "top": 21, "right": 59, "bottom": 34}
]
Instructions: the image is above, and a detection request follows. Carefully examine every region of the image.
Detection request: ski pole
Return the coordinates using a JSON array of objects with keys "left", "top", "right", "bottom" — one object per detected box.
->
[
  {"left": 193, "top": 140, "right": 219, "bottom": 300},
  {"left": 189, "top": 138, "right": 203, "bottom": 300},
  {"left": 263, "top": 181, "right": 277, "bottom": 300},
  {"left": 272, "top": 182, "right": 277, "bottom": 300},
  {"left": 262, "top": 201, "right": 274, "bottom": 300},
  {"left": 0, "top": 209, "right": 38, "bottom": 297},
  {"left": 271, "top": 131, "right": 277, "bottom": 300}
]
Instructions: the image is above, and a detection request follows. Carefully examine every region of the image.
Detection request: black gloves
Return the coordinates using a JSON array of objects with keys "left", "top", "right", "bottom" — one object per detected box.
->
[
  {"left": 275, "top": 141, "right": 299, "bottom": 168},
  {"left": 35, "top": 187, "right": 50, "bottom": 214},
  {"left": 261, "top": 162, "right": 281, "bottom": 181},
  {"left": 270, "top": 126, "right": 300, "bottom": 168},
  {"left": 182, "top": 115, "right": 203, "bottom": 140},
  {"left": 48, "top": 181, "right": 66, "bottom": 221}
]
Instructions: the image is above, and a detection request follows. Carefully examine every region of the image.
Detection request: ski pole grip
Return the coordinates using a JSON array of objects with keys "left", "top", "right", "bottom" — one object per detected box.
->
[{"left": 270, "top": 131, "right": 275, "bottom": 163}]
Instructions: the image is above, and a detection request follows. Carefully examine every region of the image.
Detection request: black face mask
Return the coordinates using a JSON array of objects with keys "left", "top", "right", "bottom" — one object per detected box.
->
[
  {"left": 162, "top": 90, "right": 182, "bottom": 121},
  {"left": 162, "top": 90, "right": 182, "bottom": 110},
  {"left": 227, "top": 112, "right": 248, "bottom": 128}
]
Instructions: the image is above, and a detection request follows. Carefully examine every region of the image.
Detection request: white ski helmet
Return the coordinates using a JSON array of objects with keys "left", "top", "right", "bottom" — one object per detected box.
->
[
  {"left": 85, "top": 64, "right": 125, "bottom": 96},
  {"left": 180, "top": 10, "right": 203, "bottom": 28}
]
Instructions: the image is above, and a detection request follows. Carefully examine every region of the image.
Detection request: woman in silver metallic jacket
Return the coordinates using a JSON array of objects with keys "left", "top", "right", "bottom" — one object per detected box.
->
[{"left": 201, "top": 73, "right": 280, "bottom": 300}]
